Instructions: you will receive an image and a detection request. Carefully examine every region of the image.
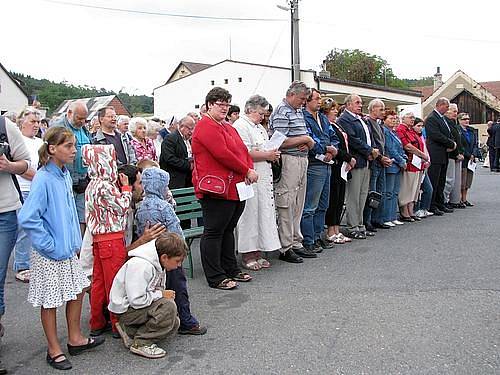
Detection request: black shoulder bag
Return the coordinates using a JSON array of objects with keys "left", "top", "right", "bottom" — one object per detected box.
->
[{"left": 0, "top": 116, "right": 25, "bottom": 203}]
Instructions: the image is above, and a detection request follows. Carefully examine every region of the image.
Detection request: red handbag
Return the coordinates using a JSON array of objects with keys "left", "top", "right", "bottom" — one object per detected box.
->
[
  {"left": 198, "top": 174, "right": 233, "bottom": 197},
  {"left": 194, "top": 157, "right": 233, "bottom": 198}
]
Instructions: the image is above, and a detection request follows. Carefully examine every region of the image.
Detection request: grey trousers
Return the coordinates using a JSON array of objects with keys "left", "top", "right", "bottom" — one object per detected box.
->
[
  {"left": 345, "top": 166, "right": 370, "bottom": 232},
  {"left": 119, "top": 298, "right": 180, "bottom": 346},
  {"left": 274, "top": 154, "right": 308, "bottom": 252},
  {"left": 444, "top": 159, "right": 462, "bottom": 203}
]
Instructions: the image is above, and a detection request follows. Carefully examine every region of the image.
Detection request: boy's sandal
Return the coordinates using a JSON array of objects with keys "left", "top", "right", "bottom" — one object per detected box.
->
[
  {"left": 242, "top": 259, "right": 261, "bottom": 271},
  {"left": 256, "top": 258, "right": 271, "bottom": 268},
  {"left": 214, "top": 278, "right": 238, "bottom": 290},
  {"left": 231, "top": 272, "right": 253, "bottom": 282},
  {"left": 46, "top": 352, "right": 72, "bottom": 370},
  {"left": 15, "top": 269, "right": 30, "bottom": 283}
]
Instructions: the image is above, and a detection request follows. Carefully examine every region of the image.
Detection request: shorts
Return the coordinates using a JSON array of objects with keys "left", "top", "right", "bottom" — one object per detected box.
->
[{"left": 74, "top": 192, "right": 86, "bottom": 224}]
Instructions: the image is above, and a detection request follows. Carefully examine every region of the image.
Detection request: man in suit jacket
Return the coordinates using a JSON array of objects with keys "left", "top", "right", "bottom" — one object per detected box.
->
[
  {"left": 337, "top": 94, "right": 379, "bottom": 239},
  {"left": 443, "top": 103, "right": 465, "bottom": 208},
  {"left": 363, "top": 99, "right": 393, "bottom": 232},
  {"left": 492, "top": 118, "right": 500, "bottom": 172},
  {"left": 160, "top": 116, "right": 196, "bottom": 189},
  {"left": 425, "top": 97, "right": 457, "bottom": 215}
]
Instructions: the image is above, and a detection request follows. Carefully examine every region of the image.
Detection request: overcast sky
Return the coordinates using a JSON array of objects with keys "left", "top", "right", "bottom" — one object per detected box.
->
[{"left": 2, "top": 0, "right": 499, "bottom": 96}]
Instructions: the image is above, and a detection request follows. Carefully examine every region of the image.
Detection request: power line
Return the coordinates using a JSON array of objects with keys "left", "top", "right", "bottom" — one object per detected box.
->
[{"left": 43, "top": 0, "right": 288, "bottom": 22}]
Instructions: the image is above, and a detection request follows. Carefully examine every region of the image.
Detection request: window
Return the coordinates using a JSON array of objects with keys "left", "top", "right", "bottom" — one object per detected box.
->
[
  {"left": 224, "top": 79, "right": 228, "bottom": 84},
  {"left": 211, "top": 80, "right": 215, "bottom": 85},
  {"left": 238, "top": 77, "right": 242, "bottom": 82}
]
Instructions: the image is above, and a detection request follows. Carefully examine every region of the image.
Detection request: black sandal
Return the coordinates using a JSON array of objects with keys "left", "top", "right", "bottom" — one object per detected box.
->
[
  {"left": 67, "top": 336, "right": 105, "bottom": 356},
  {"left": 213, "top": 278, "right": 238, "bottom": 290},
  {"left": 46, "top": 352, "right": 72, "bottom": 370},
  {"left": 231, "top": 272, "right": 253, "bottom": 282}
]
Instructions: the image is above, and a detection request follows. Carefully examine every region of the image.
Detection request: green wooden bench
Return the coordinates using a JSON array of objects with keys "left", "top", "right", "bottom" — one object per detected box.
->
[{"left": 172, "top": 187, "right": 203, "bottom": 278}]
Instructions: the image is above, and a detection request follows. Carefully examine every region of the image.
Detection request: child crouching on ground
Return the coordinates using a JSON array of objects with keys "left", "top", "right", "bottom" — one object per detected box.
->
[
  {"left": 136, "top": 167, "right": 206, "bottom": 335},
  {"left": 19, "top": 127, "right": 104, "bottom": 370},
  {"left": 108, "top": 233, "right": 186, "bottom": 358},
  {"left": 82, "top": 144, "right": 131, "bottom": 337}
]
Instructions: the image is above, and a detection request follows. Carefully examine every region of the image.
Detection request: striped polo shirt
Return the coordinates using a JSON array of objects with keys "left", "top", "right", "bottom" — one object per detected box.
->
[{"left": 269, "top": 99, "right": 308, "bottom": 157}]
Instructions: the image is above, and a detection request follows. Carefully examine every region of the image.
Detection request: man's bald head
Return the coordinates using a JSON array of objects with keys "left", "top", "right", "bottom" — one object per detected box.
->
[{"left": 67, "top": 101, "right": 88, "bottom": 128}]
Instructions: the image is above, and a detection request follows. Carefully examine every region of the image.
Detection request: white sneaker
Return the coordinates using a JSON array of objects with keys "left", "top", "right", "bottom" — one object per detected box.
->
[
  {"left": 130, "top": 343, "right": 166, "bottom": 359},
  {"left": 392, "top": 220, "right": 404, "bottom": 225},
  {"left": 384, "top": 221, "right": 396, "bottom": 227},
  {"left": 424, "top": 210, "right": 434, "bottom": 216},
  {"left": 415, "top": 210, "right": 426, "bottom": 218}
]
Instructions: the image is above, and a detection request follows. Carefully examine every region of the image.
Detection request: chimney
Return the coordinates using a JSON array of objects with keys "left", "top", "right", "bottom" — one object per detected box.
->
[
  {"left": 319, "top": 59, "right": 331, "bottom": 79},
  {"left": 433, "top": 67, "right": 443, "bottom": 91}
]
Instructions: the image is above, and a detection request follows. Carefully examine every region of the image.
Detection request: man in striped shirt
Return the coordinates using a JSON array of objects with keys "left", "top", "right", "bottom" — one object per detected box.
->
[{"left": 270, "top": 81, "right": 315, "bottom": 263}]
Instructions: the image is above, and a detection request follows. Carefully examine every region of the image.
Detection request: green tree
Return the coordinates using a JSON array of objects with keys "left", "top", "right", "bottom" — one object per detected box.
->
[
  {"left": 323, "top": 49, "right": 408, "bottom": 89},
  {"left": 10, "top": 72, "right": 152, "bottom": 115}
]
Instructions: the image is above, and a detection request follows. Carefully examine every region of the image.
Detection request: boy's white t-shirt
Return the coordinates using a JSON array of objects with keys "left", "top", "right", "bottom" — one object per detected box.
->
[{"left": 17, "top": 135, "right": 43, "bottom": 192}]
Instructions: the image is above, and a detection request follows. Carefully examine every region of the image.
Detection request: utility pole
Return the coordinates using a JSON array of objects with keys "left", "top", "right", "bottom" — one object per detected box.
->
[
  {"left": 291, "top": 0, "right": 300, "bottom": 81},
  {"left": 278, "top": 1, "right": 301, "bottom": 81}
]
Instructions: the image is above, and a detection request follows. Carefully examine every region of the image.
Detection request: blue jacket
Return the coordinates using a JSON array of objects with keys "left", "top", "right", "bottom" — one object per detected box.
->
[
  {"left": 383, "top": 126, "right": 407, "bottom": 174},
  {"left": 459, "top": 126, "right": 479, "bottom": 167},
  {"left": 18, "top": 161, "right": 82, "bottom": 260},
  {"left": 303, "top": 110, "right": 339, "bottom": 165},
  {"left": 337, "top": 110, "right": 373, "bottom": 169},
  {"left": 135, "top": 167, "right": 183, "bottom": 238}
]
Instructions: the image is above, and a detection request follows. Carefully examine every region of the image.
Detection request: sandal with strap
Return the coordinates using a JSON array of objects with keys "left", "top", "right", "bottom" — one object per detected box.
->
[
  {"left": 242, "top": 259, "right": 261, "bottom": 271},
  {"left": 230, "top": 272, "right": 253, "bottom": 282},
  {"left": 15, "top": 269, "right": 30, "bottom": 283},
  {"left": 256, "top": 257, "right": 271, "bottom": 268},
  {"left": 213, "top": 278, "right": 238, "bottom": 290},
  {"left": 332, "top": 234, "right": 345, "bottom": 244},
  {"left": 46, "top": 352, "right": 72, "bottom": 370}
]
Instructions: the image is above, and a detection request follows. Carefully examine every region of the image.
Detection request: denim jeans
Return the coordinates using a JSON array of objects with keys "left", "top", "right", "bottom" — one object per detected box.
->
[
  {"left": 13, "top": 191, "right": 31, "bottom": 272},
  {"left": 415, "top": 173, "right": 433, "bottom": 211},
  {"left": 363, "top": 163, "right": 386, "bottom": 225},
  {"left": 0, "top": 210, "right": 18, "bottom": 316},
  {"left": 166, "top": 267, "right": 199, "bottom": 330},
  {"left": 382, "top": 172, "right": 401, "bottom": 222},
  {"left": 301, "top": 163, "right": 331, "bottom": 246}
]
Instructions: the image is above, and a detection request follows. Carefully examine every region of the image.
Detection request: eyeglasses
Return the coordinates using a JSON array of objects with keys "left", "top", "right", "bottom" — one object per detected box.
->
[
  {"left": 461, "top": 118, "right": 470, "bottom": 121},
  {"left": 214, "top": 102, "right": 231, "bottom": 108}
]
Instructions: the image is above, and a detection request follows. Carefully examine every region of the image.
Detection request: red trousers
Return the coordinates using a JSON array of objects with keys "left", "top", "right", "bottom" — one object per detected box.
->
[{"left": 90, "top": 232, "right": 127, "bottom": 332}]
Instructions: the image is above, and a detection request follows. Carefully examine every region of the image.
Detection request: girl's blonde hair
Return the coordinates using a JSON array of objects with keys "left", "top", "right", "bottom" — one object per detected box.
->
[{"left": 38, "top": 127, "right": 75, "bottom": 167}]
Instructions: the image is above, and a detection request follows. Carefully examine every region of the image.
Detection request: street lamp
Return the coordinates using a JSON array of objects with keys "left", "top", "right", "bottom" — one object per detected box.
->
[{"left": 277, "top": 1, "right": 300, "bottom": 81}]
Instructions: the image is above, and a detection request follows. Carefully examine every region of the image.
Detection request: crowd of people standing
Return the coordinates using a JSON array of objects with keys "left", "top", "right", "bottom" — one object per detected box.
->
[{"left": 0, "top": 81, "right": 483, "bottom": 372}]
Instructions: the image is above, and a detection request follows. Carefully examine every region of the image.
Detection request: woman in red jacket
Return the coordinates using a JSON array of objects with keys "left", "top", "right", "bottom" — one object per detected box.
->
[{"left": 192, "top": 87, "right": 258, "bottom": 290}]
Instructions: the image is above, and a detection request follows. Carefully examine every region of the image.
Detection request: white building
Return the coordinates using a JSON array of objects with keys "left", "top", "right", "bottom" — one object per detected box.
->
[
  {"left": 154, "top": 60, "right": 422, "bottom": 119},
  {"left": 0, "top": 62, "right": 29, "bottom": 115}
]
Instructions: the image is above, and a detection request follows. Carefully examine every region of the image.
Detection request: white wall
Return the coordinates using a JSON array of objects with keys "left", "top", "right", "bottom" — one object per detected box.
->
[
  {"left": 0, "top": 69, "right": 28, "bottom": 114},
  {"left": 154, "top": 61, "right": 315, "bottom": 119},
  {"left": 154, "top": 60, "right": 422, "bottom": 120}
]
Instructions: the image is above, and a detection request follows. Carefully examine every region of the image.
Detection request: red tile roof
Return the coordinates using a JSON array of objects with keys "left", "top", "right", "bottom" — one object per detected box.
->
[
  {"left": 412, "top": 86, "right": 434, "bottom": 102},
  {"left": 479, "top": 81, "right": 500, "bottom": 99}
]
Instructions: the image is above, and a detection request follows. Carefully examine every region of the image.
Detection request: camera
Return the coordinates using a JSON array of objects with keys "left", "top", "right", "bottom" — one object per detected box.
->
[{"left": 0, "top": 142, "right": 9, "bottom": 158}]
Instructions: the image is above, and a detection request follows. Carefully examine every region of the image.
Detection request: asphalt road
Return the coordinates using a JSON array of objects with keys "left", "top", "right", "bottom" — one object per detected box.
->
[{"left": 2, "top": 167, "right": 499, "bottom": 374}]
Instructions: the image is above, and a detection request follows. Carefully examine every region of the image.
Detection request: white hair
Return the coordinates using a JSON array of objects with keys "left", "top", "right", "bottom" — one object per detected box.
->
[
  {"left": 368, "top": 98, "right": 385, "bottom": 112},
  {"left": 116, "top": 115, "right": 130, "bottom": 125},
  {"left": 129, "top": 117, "right": 148, "bottom": 135},
  {"left": 401, "top": 111, "right": 415, "bottom": 120}
]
